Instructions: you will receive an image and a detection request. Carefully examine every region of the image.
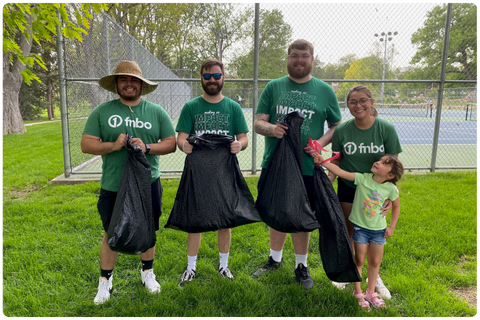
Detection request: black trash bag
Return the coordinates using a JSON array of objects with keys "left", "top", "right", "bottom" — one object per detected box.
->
[
  {"left": 165, "top": 133, "right": 261, "bottom": 233},
  {"left": 313, "top": 165, "right": 361, "bottom": 282},
  {"left": 107, "top": 133, "right": 156, "bottom": 255},
  {"left": 255, "top": 111, "right": 320, "bottom": 233}
]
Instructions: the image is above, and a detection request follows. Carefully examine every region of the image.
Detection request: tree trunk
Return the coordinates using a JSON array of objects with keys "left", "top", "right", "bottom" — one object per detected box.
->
[
  {"left": 46, "top": 77, "right": 54, "bottom": 120},
  {"left": 3, "top": 53, "right": 27, "bottom": 134},
  {"left": 3, "top": 13, "right": 33, "bottom": 134}
]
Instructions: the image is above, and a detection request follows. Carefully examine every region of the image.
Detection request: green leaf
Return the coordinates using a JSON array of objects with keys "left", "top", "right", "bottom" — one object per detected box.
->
[{"left": 21, "top": 68, "right": 42, "bottom": 85}]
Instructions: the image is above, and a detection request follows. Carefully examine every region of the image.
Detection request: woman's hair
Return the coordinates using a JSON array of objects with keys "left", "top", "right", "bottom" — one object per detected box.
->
[
  {"left": 347, "top": 85, "right": 378, "bottom": 117},
  {"left": 380, "top": 154, "right": 404, "bottom": 185}
]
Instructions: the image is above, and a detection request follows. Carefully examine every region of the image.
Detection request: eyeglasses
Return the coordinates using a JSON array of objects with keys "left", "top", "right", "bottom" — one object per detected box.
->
[
  {"left": 202, "top": 73, "right": 223, "bottom": 80},
  {"left": 348, "top": 98, "right": 372, "bottom": 107},
  {"left": 288, "top": 54, "right": 312, "bottom": 60}
]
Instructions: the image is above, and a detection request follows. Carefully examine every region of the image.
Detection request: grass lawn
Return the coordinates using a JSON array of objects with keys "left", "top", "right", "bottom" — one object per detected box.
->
[{"left": 3, "top": 122, "right": 477, "bottom": 317}]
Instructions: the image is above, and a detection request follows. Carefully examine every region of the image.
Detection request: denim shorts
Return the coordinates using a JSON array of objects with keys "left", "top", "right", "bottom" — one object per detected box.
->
[{"left": 352, "top": 224, "right": 387, "bottom": 245}]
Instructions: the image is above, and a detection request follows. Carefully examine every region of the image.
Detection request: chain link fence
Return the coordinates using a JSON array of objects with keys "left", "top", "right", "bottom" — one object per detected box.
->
[{"left": 60, "top": 3, "right": 476, "bottom": 177}]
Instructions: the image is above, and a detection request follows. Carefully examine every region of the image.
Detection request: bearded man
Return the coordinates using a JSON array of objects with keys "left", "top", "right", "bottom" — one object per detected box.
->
[
  {"left": 174, "top": 58, "right": 249, "bottom": 287},
  {"left": 252, "top": 39, "right": 343, "bottom": 289},
  {"left": 81, "top": 60, "right": 176, "bottom": 304}
]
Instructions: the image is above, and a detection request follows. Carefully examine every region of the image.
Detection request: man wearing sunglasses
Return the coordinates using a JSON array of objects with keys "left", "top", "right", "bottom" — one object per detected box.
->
[
  {"left": 253, "top": 39, "right": 343, "bottom": 289},
  {"left": 175, "top": 58, "right": 249, "bottom": 287}
]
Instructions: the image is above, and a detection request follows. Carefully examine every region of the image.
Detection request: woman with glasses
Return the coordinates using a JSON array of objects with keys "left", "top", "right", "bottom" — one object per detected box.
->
[{"left": 328, "top": 85, "right": 402, "bottom": 298}]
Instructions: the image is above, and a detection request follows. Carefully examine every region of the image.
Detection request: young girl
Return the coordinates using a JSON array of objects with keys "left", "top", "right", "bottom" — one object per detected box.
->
[{"left": 314, "top": 153, "right": 403, "bottom": 311}]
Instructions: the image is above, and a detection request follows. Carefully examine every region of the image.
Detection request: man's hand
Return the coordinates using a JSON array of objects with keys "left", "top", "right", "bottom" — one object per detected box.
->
[
  {"left": 230, "top": 141, "right": 242, "bottom": 154},
  {"left": 129, "top": 137, "right": 147, "bottom": 152},
  {"left": 114, "top": 133, "right": 127, "bottom": 151},
  {"left": 303, "top": 145, "right": 317, "bottom": 158},
  {"left": 274, "top": 123, "right": 288, "bottom": 139},
  {"left": 182, "top": 141, "right": 193, "bottom": 154}
]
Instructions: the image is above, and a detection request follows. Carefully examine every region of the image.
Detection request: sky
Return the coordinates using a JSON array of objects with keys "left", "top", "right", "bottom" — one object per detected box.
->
[{"left": 257, "top": 2, "right": 442, "bottom": 68}]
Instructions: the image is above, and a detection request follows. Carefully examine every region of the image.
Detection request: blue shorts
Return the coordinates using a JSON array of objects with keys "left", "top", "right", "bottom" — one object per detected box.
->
[{"left": 352, "top": 224, "right": 386, "bottom": 245}]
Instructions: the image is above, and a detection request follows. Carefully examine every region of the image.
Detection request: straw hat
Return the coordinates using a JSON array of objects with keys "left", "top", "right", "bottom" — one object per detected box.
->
[{"left": 99, "top": 60, "right": 158, "bottom": 95}]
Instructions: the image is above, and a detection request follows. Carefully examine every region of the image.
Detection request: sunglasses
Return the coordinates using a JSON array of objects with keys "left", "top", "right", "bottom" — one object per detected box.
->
[{"left": 202, "top": 73, "right": 223, "bottom": 80}]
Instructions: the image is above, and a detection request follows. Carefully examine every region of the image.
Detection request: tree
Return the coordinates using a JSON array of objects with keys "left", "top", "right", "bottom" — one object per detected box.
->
[
  {"left": 3, "top": 3, "right": 107, "bottom": 134},
  {"left": 230, "top": 8, "right": 292, "bottom": 81},
  {"left": 106, "top": 4, "right": 252, "bottom": 75},
  {"left": 313, "top": 54, "right": 357, "bottom": 80},
  {"left": 410, "top": 3, "right": 477, "bottom": 82},
  {"left": 19, "top": 39, "right": 58, "bottom": 121}
]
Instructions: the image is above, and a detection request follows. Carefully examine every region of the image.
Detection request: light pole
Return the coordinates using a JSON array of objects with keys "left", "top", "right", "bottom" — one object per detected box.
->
[{"left": 374, "top": 31, "right": 398, "bottom": 107}]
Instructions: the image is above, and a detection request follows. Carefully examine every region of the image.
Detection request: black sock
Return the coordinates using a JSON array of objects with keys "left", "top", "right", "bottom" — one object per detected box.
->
[
  {"left": 141, "top": 259, "right": 154, "bottom": 271},
  {"left": 101, "top": 269, "right": 113, "bottom": 280}
]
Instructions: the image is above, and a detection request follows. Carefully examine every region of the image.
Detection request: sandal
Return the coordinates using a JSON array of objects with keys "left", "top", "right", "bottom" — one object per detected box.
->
[
  {"left": 353, "top": 292, "right": 371, "bottom": 311},
  {"left": 365, "top": 291, "right": 386, "bottom": 309}
]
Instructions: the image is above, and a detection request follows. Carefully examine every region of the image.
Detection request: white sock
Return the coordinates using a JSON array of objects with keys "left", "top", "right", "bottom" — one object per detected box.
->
[
  {"left": 270, "top": 249, "right": 283, "bottom": 263},
  {"left": 187, "top": 255, "right": 197, "bottom": 271},
  {"left": 219, "top": 252, "right": 229, "bottom": 269},
  {"left": 295, "top": 254, "right": 308, "bottom": 268}
]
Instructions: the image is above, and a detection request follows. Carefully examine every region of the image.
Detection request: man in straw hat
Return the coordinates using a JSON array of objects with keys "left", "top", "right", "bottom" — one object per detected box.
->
[{"left": 81, "top": 60, "right": 176, "bottom": 304}]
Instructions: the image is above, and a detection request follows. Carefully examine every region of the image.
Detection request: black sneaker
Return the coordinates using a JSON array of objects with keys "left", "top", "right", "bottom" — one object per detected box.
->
[
  {"left": 252, "top": 256, "right": 283, "bottom": 278},
  {"left": 294, "top": 263, "right": 314, "bottom": 290}
]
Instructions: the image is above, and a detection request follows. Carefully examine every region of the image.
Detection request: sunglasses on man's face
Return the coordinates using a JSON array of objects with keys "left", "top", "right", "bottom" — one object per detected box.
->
[{"left": 202, "top": 73, "right": 223, "bottom": 80}]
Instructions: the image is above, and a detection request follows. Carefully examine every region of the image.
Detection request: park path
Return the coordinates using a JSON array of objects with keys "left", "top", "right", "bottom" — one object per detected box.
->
[{"left": 24, "top": 119, "right": 61, "bottom": 126}]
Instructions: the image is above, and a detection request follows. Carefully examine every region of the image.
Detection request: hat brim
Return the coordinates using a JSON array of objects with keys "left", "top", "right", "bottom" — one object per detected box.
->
[{"left": 99, "top": 73, "right": 158, "bottom": 95}]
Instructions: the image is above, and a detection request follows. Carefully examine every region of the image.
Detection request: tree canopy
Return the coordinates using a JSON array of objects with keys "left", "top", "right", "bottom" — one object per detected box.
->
[
  {"left": 3, "top": 3, "right": 107, "bottom": 134},
  {"left": 410, "top": 3, "right": 477, "bottom": 81}
]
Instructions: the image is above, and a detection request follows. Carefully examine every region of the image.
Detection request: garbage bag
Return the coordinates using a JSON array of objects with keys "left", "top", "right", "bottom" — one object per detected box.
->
[
  {"left": 313, "top": 165, "right": 361, "bottom": 282},
  {"left": 165, "top": 133, "right": 261, "bottom": 233},
  {"left": 255, "top": 111, "right": 320, "bottom": 233},
  {"left": 107, "top": 133, "right": 156, "bottom": 255}
]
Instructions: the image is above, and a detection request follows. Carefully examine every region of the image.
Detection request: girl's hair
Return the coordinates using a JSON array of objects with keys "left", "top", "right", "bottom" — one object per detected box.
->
[
  {"left": 380, "top": 154, "right": 404, "bottom": 185},
  {"left": 347, "top": 85, "right": 378, "bottom": 117}
]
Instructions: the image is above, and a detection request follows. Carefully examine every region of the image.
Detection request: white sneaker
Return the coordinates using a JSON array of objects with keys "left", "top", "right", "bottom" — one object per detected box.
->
[
  {"left": 219, "top": 267, "right": 234, "bottom": 279},
  {"left": 366, "top": 276, "right": 391, "bottom": 299},
  {"left": 332, "top": 281, "right": 349, "bottom": 289},
  {"left": 141, "top": 269, "right": 161, "bottom": 293},
  {"left": 94, "top": 276, "right": 113, "bottom": 305}
]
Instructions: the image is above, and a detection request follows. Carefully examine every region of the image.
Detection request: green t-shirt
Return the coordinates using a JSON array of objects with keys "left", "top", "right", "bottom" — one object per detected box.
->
[
  {"left": 349, "top": 173, "right": 399, "bottom": 230},
  {"left": 176, "top": 96, "right": 249, "bottom": 136},
  {"left": 256, "top": 76, "right": 342, "bottom": 176},
  {"left": 331, "top": 118, "right": 403, "bottom": 189},
  {"left": 83, "top": 99, "right": 175, "bottom": 192}
]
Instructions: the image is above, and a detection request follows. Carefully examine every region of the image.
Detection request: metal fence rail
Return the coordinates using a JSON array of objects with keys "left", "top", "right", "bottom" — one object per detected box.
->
[{"left": 59, "top": 3, "right": 476, "bottom": 178}]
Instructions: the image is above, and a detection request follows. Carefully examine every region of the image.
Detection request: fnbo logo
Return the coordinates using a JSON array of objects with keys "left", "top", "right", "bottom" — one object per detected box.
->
[
  {"left": 343, "top": 142, "right": 385, "bottom": 155},
  {"left": 343, "top": 142, "right": 357, "bottom": 155},
  {"left": 108, "top": 115, "right": 152, "bottom": 129},
  {"left": 108, "top": 115, "right": 123, "bottom": 128}
]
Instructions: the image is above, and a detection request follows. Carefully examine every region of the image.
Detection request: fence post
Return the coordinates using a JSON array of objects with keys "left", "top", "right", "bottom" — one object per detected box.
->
[
  {"left": 56, "top": 9, "right": 72, "bottom": 178},
  {"left": 251, "top": 3, "right": 260, "bottom": 175},
  {"left": 430, "top": 3, "right": 453, "bottom": 172}
]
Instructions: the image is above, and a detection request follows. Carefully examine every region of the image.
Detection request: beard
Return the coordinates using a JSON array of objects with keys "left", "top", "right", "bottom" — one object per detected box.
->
[
  {"left": 202, "top": 80, "right": 224, "bottom": 96},
  {"left": 287, "top": 61, "right": 313, "bottom": 79},
  {"left": 117, "top": 85, "right": 142, "bottom": 101},
  {"left": 119, "top": 91, "right": 142, "bottom": 101}
]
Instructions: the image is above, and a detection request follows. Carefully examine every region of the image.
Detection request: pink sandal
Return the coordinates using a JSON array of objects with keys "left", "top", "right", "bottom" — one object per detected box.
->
[
  {"left": 353, "top": 292, "right": 371, "bottom": 311},
  {"left": 365, "top": 291, "right": 386, "bottom": 309}
]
